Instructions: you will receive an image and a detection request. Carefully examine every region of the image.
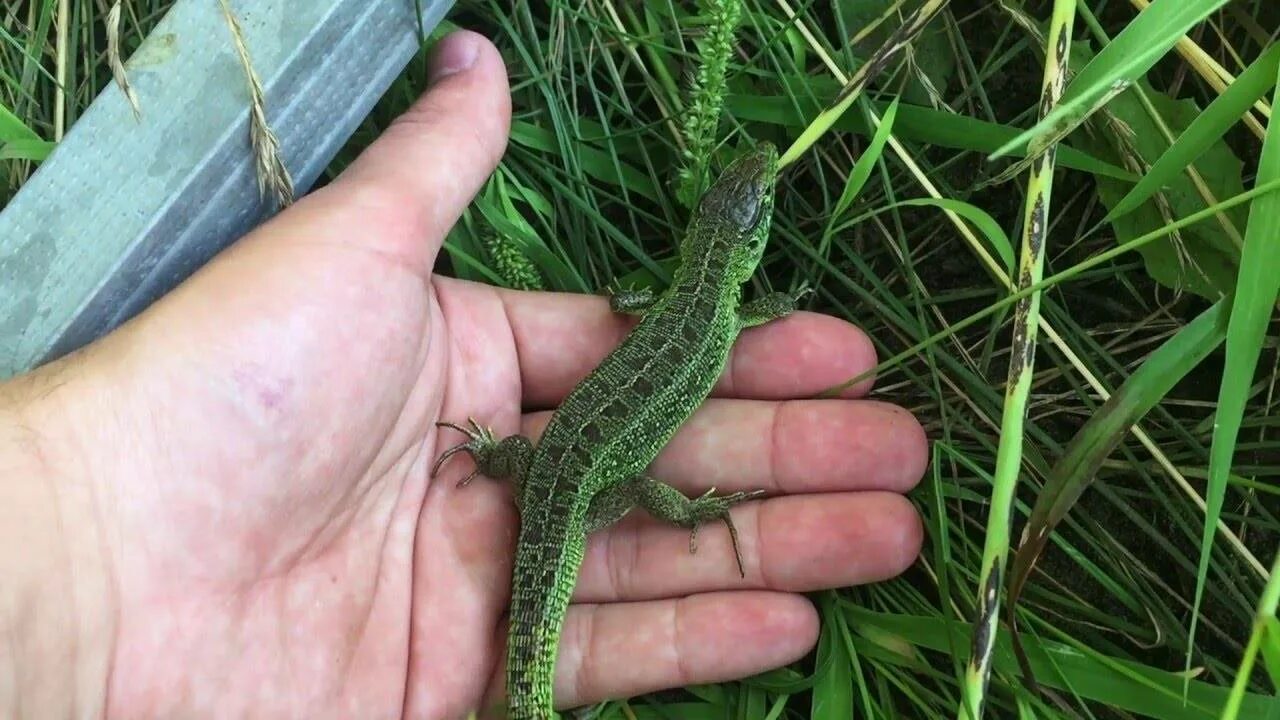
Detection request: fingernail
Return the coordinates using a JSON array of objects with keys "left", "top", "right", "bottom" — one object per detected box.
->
[{"left": 429, "top": 32, "right": 481, "bottom": 83}]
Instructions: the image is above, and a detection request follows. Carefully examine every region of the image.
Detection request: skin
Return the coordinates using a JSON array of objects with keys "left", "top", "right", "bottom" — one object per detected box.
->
[{"left": 0, "top": 31, "right": 927, "bottom": 720}]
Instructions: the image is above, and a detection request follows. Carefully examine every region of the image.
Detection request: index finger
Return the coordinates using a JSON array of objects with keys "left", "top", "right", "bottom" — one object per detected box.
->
[{"left": 498, "top": 289, "right": 877, "bottom": 408}]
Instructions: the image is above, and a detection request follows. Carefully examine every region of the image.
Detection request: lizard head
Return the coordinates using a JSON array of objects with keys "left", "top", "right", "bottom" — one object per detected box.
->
[{"left": 692, "top": 142, "right": 780, "bottom": 284}]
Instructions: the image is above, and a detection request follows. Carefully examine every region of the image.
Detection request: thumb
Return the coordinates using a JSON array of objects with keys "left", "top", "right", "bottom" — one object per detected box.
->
[{"left": 316, "top": 29, "right": 512, "bottom": 272}]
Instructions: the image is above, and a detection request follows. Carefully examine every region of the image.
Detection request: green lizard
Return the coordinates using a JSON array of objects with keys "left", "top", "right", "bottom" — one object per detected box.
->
[{"left": 433, "top": 142, "right": 801, "bottom": 719}]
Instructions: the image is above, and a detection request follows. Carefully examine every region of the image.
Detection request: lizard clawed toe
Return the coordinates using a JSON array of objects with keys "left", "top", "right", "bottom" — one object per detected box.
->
[
  {"left": 430, "top": 443, "right": 470, "bottom": 478},
  {"left": 456, "top": 469, "right": 481, "bottom": 489},
  {"left": 432, "top": 417, "right": 498, "bottom": 481},
  {"left": 723, "top": 514, "right": 748, "bottom": 579},
  {"left": 685, "top": 486, "right": 764, "bottom": 578},
  {"left": 687, "top": 514, "right": 749, "bottom": 579}
]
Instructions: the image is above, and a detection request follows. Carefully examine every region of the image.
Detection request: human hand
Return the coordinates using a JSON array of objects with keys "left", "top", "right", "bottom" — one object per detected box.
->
[{"left": 0, "top": 31, "right": 926, "bottom": 720}]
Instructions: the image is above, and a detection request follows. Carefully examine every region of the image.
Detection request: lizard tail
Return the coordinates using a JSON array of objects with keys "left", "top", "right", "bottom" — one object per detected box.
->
[{"left": 505, "top": 509, "right": 586, "bottom": 720}]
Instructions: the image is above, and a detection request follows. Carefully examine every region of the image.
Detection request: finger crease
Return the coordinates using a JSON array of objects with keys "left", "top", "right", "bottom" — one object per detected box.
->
[
  {"left": 628, "top": 520, "right": 643, "bottom": 600},
  {"left": 604, "top": 520, "right": 629, "bottom": 602},
  {"left": 495, "top": 291, "right": 527, "bottom": 407},
  {"left": 573, "top": 604, "right": 602, "bottom": 701},
  {"left": 670, "top": 597, "right": 694, "bottom": 684},
  {"left": 767, "top": 402, "right": 786, "bottom": 493},
  {"left": 751, "top": 501, "right": 772, "bottom": 588},
  {"left": 724, "top": 345, "right": 740, "bottom": 396}
]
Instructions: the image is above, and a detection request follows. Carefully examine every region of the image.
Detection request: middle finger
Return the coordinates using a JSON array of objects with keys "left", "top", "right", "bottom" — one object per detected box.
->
[{"left": 519, "top": 396, "right": 927, "bottom": 496}]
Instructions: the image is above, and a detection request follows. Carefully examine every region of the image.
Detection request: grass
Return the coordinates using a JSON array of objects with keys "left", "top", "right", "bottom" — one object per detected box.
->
[{"left": 4, "top": 0, "right": 1280, "bottom": 717}]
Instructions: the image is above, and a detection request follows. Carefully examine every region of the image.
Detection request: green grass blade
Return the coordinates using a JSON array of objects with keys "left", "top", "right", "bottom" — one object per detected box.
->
[
  {"left": 816, "top": 98, "right": 899, "bottom": 266},
  {"left": 831, "top": 98, "right": 899, "bottom": 221},
  {"left": 852, "top": 606, "right": 1278, "bottom": 719},
  {"left": 778, "top": 0, "right": 949, "bottom": 167},
  {"left": 819, "top": 175, "right": 1280, "bottom": 399},
  {"left": 980, "top": 78, "right": 1131, "bottom": 188},
  {"left": 1260, "top": 617, "right": 1280, "bottom": 692},
  {"left": 992, "top": 0, "right": 1232, "bottom": 159},
  {"left": 508, "top": 121, "right": 660, "bottom": 202},
  {"left": 0, "top": 137, "right": 54, "bottom": 161},
  {"left": 811, "top": 594, "right": 854, "bottom": 720},
  {"left": 1106, "top": 42, "right": 1280, "bottom": 223},
  {"left": 0, "top": 101, "right": 39, "bottom": 143},
  {"left": 730, "top": 93, "right": 1138, "bottom": 181},
  {"left": 1189, "top": 59, "right": 1280, "bottom": 686},
  {"left": 1221, "top": 550, "right": 1280, "bottom": 720},
  {"left": 823, "top": 194, "right": 1014, "bottom": 278},
  {"left": 1007, "top": 298, "right": 1233, "bottom": 675},
  {"left": 898, "top": 198, "right": 1015, "bottom": 277}
]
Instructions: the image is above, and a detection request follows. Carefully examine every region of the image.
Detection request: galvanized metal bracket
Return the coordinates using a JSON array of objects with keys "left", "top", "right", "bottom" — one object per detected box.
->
[{"left": 0, "top": 0, "right": 456, "bottom": 377}]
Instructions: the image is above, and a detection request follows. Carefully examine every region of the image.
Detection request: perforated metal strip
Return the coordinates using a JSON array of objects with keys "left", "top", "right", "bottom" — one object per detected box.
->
[{"left": 0, "top": 0, "right": 455, "bottom": 377}]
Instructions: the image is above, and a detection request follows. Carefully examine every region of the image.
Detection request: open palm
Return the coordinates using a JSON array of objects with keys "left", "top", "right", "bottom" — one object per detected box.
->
[{"left": 23, "top": 33, "right": 925, "bottom": 720}]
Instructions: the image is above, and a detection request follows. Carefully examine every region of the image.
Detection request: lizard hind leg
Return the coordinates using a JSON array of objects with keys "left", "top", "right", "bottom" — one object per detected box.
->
[
  {"left": 602, "top": 476, "right": 765, "bottom": 578},
  {"left": 684, "top": 486, "right": 766, "bottom": 578},
  {"left": 432, "top": 417, "right": 533, "bottom": 490}
]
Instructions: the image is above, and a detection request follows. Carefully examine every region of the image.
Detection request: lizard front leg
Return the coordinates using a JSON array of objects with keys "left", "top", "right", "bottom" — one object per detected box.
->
[
  {"left": 432, "top": 417, "right": 533, "bottom": 497},
  {"left": 586, "top": 476, "right": 764, "bottom": 578},
  {"left": 737, "top": 285, "right": 812, "bottom": 329}
]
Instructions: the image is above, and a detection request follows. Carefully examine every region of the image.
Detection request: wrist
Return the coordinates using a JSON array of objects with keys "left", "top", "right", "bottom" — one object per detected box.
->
[{"left": 0, "top": 370, "right": 115, "bottom": 719}]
